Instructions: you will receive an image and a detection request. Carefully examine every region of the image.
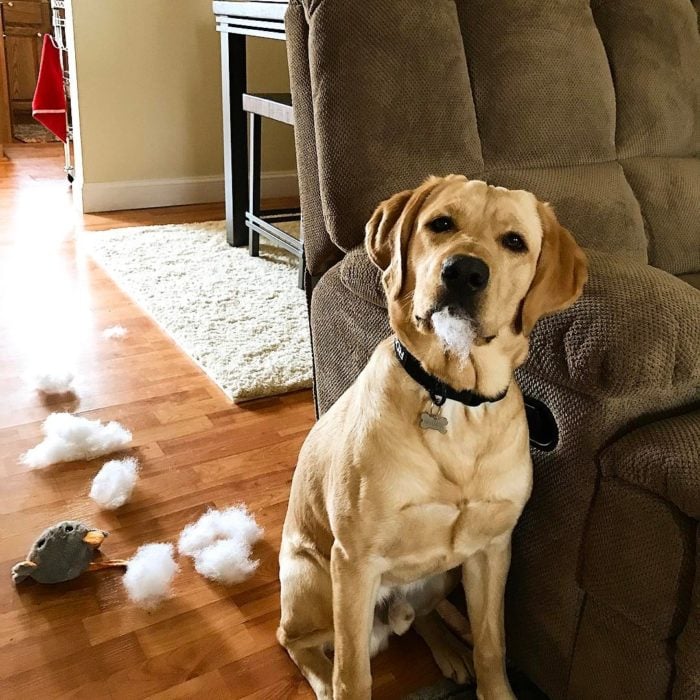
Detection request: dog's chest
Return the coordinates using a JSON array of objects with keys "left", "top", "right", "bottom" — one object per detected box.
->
[
  {"left": 379, "top": 415, "right": 531, "bottom": 583},
  {"left": 381, "top": 486, "right": 524, "bottom": 583}
]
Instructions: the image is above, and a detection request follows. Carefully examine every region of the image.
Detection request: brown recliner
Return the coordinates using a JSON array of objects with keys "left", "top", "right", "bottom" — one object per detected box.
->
[{"left": 285, "top": 1, "right": 700, "bottom": 697}]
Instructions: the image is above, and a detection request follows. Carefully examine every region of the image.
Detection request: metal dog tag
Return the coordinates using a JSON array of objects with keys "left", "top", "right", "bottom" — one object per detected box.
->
[{"left": 420, "top": 411, "right": 448, "bottom": 434}]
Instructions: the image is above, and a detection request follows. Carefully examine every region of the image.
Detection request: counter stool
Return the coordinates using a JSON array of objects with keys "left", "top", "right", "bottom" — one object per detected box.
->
[{"left": 243, "top": 92, "right": 304, "bottom": 289}]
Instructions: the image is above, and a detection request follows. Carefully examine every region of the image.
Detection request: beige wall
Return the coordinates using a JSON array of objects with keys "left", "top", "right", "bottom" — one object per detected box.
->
[{"left": 67, "top": 0, "right": 296, "bottom": 208}]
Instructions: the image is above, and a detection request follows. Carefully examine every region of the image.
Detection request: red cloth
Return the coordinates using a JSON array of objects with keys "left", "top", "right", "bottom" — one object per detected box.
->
[{"left": 32, "top": 35, "right": 67, "bottom": 142}]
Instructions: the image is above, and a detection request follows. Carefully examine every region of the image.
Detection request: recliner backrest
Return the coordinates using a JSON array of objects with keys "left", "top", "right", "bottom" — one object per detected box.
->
[{"left": 288, "top": 0, "right": 700, "bottom": 276}]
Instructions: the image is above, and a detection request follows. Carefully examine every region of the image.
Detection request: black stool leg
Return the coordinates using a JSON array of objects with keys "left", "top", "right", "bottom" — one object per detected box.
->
[
  {"left": 248, "top": 112, "right": 262, "bottom": 257},
  {"left": 220, "top": 32, "right": 248, "bottom": 247}
]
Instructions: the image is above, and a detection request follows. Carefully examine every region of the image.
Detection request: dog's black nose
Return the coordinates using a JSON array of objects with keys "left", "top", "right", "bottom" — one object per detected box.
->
[{"left": 441, "top": 255, "right": 490, "bottom": 294}]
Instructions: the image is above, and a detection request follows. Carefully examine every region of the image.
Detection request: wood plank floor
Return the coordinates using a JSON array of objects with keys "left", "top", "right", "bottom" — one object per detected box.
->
[{"left": 0, "top": 144, "right": 441, "bottom": 699}]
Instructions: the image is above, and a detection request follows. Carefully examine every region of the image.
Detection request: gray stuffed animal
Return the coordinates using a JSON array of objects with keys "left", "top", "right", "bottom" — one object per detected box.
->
[{"left": 12, "top": 520, "right": 127, "bottom": 584}]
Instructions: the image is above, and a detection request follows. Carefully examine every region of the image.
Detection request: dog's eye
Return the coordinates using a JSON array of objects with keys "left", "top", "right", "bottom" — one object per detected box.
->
[
  {"left": 427, "top": 216, "right": 454, "bottom": 233},
  {"left": 500, "top": 231, "right": 527, "bottom": 253}
]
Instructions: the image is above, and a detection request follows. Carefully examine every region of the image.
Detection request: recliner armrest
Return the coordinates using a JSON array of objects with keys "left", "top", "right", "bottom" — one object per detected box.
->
[
  {"left": 523, "top": 251, "right": 700, "bottom": 399},
  {"left": 599, "top": 410, "right": 700, "bottom": 519},
  {"left": 341, "top": 247, "right": 700, "bottom": 399}
]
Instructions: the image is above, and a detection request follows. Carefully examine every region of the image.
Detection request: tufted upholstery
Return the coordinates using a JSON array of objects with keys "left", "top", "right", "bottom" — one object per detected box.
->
[
  {"left": 286, "top": 1, "right": 700, "bottom": 697},
  {"left": 291, "top": 0, "right": 699, "bottom": 277}
]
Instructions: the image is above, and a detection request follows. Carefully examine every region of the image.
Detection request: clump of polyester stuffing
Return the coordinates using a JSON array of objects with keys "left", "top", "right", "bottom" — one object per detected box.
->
[
  {"left": 123, "top": 542, "right": 178, "bottom": 609},
  {"left": 89, "top": 457, "right": 140, "bottom": 509},
  {"left": 178, "top": 506, "right": 263, "bottom": 584},
  {"left": 431, "top": 309, "right": 476, "bottom": 362},
  {"left": 103, "top": 325, "right": 128, "bottom": 339},
  {"left": 20, "top": 413, "right": 132, "bottom": 469},
  {"left": 194, "top": 538, "right": 259, "bottom": 584},
  {"left": 178, "top": 506, "right": 263, "bottom": 555},
  {"left": 29, "top": 367, "right": 75, "bottom": 395}
]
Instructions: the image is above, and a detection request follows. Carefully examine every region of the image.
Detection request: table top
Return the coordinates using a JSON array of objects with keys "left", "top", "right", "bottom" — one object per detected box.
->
[
  {"left": 213, "top": 0, "right": 288, "bottom": 14},
  {"left": 213, "top": 0, "right": 287, "bottom": 35}
]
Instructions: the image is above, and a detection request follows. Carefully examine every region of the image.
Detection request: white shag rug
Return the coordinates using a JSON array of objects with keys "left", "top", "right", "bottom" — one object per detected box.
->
[{"left": 81, "top": 221, "right": 311, "bottom": 401}]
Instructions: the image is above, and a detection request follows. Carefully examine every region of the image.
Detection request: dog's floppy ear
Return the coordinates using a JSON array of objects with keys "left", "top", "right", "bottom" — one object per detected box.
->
[
  {"left": 521, "top": 202, "right": 588, "bottom": 336},
  {"left": 365, "top": 178, "right": 443, "bottom": 300},
  {"left": 365, "top": 189, "right": 413, "bottom": 272}
]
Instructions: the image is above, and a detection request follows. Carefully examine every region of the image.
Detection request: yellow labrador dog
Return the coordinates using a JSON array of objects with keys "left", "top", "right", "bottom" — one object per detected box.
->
[{"left": 278, "top": 176, "right": 587, "bottom": 700}]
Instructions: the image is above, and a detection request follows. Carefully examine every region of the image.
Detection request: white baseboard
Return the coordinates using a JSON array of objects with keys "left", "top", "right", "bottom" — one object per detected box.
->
[{"left": 78, "top": 170, "right": 298, "bottom": 213}]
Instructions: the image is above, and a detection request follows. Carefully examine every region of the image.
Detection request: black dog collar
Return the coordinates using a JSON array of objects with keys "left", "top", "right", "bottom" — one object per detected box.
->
[{"left": 393, "top": 337, "right": 508, "bottom": 407}]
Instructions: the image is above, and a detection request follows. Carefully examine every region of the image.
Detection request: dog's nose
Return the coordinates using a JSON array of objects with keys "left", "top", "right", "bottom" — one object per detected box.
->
[{"left": 441, "top": 255, "right": 490, "bottom": 294}]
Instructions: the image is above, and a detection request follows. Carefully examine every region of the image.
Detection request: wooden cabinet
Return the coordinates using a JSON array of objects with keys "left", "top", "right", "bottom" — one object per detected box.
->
[{"left": 0, "top": 0, "right": 52, "bottom": 141}]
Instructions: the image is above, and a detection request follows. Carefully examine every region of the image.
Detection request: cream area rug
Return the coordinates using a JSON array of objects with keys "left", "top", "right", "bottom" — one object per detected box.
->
[{"left": 81, "top": 221, "right": 312, "bottom": 401}]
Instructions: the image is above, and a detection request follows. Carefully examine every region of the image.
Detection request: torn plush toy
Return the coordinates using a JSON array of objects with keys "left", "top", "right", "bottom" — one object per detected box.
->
[
  {"left": 12, "top": 522, "right": 177, "bottom": 611},
  {"left": 20, "top": 412, "right": 132, "bottom": 469},
  {"left": 11, "top": 521, "right": 126, "bottom": 584}
]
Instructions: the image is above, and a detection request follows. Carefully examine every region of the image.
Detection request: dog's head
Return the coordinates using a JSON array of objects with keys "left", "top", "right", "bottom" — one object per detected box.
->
[{"left": 366, "top": 176, "right": 587, "bottom": 384}]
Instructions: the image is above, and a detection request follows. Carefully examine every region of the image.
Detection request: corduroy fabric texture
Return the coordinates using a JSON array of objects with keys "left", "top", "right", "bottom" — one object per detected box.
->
[{"left": 287, "top": 0, "right": 700, "bottom": 697}]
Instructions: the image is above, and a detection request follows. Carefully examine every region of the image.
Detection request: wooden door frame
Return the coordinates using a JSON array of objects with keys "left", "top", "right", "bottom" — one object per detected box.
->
[{"left": 0, "top": 4, "right": 13, "bottom": 145}]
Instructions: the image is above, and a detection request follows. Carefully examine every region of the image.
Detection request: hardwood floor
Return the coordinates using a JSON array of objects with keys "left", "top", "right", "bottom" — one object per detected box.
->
[{"left": 0, "top": 144, "right": 441, "bottom": 699}]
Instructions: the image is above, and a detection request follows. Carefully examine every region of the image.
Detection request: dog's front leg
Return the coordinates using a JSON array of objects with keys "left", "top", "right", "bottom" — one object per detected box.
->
[
  {"left": 331, "top": 542, "right": 380, "bottom": 699},
  {"left": 463, "top": 540, "right": 515, "bottom": 700}
]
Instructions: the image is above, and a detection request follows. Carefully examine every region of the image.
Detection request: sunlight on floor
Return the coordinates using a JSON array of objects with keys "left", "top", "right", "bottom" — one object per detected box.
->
[{"left": 0, "top": 152, "right": 93, "bottom": 373}]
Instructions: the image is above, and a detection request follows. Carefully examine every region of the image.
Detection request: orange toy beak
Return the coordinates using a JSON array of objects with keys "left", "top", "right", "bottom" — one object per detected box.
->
[{"left": 82, "top": 530, "right": 106, "bottom": 548}]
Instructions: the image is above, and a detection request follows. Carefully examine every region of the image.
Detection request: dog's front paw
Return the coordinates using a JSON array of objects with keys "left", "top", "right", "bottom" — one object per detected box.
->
[
  {"left": 312, "top": 686, "right": 333, "bottom": 700},
  {"left": 431, "top": 635, "right": 475, "bottom": 686},
  {"left": 333, "top": 675, "right": 372, "bottom": 700}
]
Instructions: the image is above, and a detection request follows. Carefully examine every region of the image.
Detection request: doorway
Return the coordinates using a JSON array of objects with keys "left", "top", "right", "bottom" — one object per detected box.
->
[{"left": 0, "top": 0, "right": 58, "bottom": 144}]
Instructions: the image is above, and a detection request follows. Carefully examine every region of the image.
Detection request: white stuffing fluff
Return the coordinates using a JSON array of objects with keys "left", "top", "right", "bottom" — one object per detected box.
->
[
  {"left": 89, "top": 457, "right": 140, "bottom": 509},
  {"left": 178, "top": 506, "right": 263, "bottom": 556},
  {"left": 29, "top": 367, "right": 75, "bottom": 394},
  {"left": 20, "top": 412, "right": 132, "bottom": 469},
  {"left": 178, "top": 506, "right": 263, "bottom": 585},
  {"left": 123, "top": 542, "right": 178, "bottom": 609},
  {"left": 194, "top": 538, "right": 259, "bottom": 584},
  {"left": 103, "top": 325, "right": 128, "bottom": 339},
  {"left": 431, "top": 308, "right": 477, "bottom": 362}
]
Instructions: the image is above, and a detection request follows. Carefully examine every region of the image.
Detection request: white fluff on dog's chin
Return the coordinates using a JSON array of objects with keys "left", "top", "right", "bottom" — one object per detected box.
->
[{"left": 431, "top": 308, "right": 476, "bottom": 361}]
